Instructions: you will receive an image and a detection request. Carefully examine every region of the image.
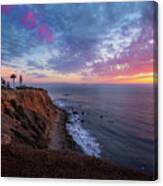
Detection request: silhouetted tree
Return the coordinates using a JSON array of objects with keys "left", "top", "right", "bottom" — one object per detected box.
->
[
  {"left": 19, "top": 75, "right": 23, "bottom": 87},
  {"left": 1, "top": 77, "right": 6, "bottom": 88},
  {"left": 10, "top": 74, "right": 16, "bottom": 88}
]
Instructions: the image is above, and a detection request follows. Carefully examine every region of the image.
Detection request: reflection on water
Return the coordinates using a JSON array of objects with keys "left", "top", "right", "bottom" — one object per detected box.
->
[{"left": 37, "top": 83, "right": 156, "bottom": 175}]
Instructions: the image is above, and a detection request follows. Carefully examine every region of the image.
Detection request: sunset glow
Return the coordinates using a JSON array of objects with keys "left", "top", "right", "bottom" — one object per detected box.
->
[{"left": 1, "top": 2, "right": 157, "bottom": 84}]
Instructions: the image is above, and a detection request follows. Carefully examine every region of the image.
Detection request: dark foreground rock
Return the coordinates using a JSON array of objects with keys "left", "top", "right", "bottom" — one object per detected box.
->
[{"left": 1, "top": 143, "right": 151, "bottom": 180}]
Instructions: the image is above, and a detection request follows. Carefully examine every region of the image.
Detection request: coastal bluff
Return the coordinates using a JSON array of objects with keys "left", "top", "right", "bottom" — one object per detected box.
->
[
  {"left": 1, "top": 88, "right": 151, "bottom": 180},
  {"left": 1, "top": 88, "right": 59, "bottom": 148}
]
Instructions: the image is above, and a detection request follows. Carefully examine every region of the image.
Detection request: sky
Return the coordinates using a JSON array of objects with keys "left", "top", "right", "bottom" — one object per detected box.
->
[{"left": 1, "top": 2, "right": 157, "bottom": 84}]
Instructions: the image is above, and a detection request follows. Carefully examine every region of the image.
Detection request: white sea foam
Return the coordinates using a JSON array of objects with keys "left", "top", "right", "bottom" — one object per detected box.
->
[
  {"left": 55, "top": 99, "right": 67, "bottom": 109},
  {"left": 54, "top": 99, "right": 101, "bottom": 158}
]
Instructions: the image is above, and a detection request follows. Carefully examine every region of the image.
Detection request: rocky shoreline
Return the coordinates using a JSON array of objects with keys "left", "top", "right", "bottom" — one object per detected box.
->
[{"left": 1, "top": 88, "right": 152, "bottom": 180}]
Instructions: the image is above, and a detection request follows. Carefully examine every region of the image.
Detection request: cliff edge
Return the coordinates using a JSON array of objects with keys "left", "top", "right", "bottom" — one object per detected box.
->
[
  {"left": 1, "top": 89, "right": 151, "bottom": 180},
  {"left": 1, "top": 88, "right": 60, "bottom": 148}
]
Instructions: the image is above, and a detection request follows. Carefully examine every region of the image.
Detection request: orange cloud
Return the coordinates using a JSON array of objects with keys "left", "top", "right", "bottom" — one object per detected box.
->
[{"left": 1, "top": 65, "right": 155, "bottom": 85}]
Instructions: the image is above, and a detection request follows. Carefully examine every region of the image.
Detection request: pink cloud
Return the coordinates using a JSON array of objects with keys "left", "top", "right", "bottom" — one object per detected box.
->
[
  {"left": 22, "top": 11, "right": 37, "bottom": 29},
  {"left": 37, "top": 24, "right": 53, "bottom": 43}
]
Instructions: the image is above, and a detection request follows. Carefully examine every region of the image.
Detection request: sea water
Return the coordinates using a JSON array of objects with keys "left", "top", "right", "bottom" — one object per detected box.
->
[{"left": 37, "top": 83, "right": 156, "bottom": 175}]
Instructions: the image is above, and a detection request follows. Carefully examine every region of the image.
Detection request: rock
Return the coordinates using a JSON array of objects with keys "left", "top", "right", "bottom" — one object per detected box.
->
[
  {"left": 1, "top": 89, "right": 58, "bottom": 148},
  {"left": 109, "top": 120, "right": 114, "bottom": 123},
  {"left": 73, "top": 111, "right": 78, "bottom": 115}
]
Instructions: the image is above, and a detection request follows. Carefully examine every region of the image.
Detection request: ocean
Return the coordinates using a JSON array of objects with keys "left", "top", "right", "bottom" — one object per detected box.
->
[{"left": 37, "top": 83, "right": 156, "bottom": 175}]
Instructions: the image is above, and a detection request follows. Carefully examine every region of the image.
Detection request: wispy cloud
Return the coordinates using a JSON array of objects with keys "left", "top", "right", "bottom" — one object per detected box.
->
[{"left": 1, "top": 2, "right": 156, "bottom": 83}]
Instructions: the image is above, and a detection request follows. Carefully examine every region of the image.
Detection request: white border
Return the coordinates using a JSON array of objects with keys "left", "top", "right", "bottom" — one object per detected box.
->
[{"left": 1, "top": 0, "right": 162, "bottom": 185}]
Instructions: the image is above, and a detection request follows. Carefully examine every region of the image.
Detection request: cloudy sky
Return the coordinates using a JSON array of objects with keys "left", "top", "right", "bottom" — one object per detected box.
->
[{"left": 1, "top": 2, "right": 157, "bottom": 84}]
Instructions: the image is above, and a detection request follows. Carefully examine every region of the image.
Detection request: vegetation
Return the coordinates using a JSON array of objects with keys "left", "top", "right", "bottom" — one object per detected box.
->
[
  {"left": 10, "top": 74, "right": 16, "bottom": 88},
  {"left": 1, "top": 74, "right": 45, "bottom": 90},
  {"left": 1, "top": 77, "right": 6, "bottom": 87},
  {"left": 1, "top": 74, "right": 26, "bottom": 89}
]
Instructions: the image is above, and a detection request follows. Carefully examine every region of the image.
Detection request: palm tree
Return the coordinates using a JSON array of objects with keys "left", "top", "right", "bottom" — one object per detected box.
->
[{"left": 10, "top": 74, "right": 16, "bottom": 88}]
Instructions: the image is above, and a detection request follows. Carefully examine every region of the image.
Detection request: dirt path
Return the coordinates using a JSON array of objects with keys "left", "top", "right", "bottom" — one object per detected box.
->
[{"left": 48, "top": 110, "right": 73, "bottom": 151}]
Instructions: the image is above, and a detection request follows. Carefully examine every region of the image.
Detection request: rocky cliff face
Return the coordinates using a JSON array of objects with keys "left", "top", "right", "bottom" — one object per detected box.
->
[
  {"left": 1, "top": 89, "right": 59, "bottom": 148},
  {"left": 1, "top": 88, "right": 150, "bottom": 180}
]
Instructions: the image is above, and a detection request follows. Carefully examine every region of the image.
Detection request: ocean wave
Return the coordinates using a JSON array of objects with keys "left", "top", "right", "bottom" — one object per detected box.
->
[{"left": 54, "top": 99, "right": 101, "bottom": 158}]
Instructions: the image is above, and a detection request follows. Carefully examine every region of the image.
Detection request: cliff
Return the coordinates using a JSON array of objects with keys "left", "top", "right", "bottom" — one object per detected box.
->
[
  {"left": 2, "top": 88, "right": 60, "bottom": 148},
  {"left": 1, "top": 89, "right": 151, "bottom": 180}
]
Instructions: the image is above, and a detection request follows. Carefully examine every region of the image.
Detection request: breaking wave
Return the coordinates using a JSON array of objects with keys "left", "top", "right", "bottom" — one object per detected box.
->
[{"left": 55, "top": 99, "right": 101, "bottom": 158}]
